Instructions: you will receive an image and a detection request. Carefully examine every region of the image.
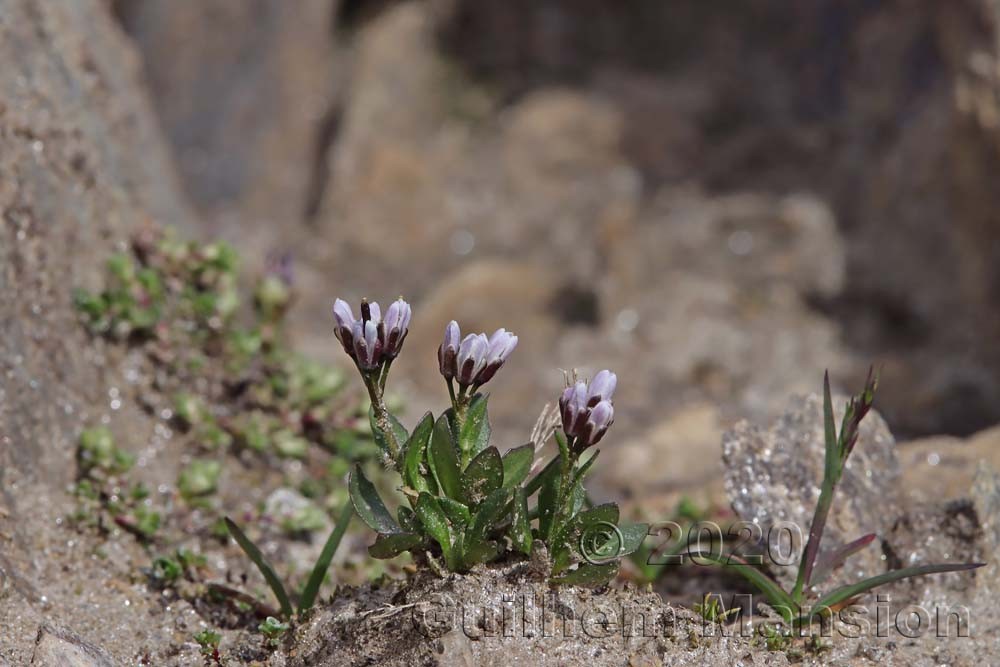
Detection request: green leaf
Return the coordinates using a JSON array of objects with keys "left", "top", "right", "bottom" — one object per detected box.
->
[
  {"left": 348, "top": 465, "right": 400, "bottom": 534},
  {"left": 524, "top": 455, "right": 559, "bottom": 497},
  {"left": 369, "top": 532, "right": 423, "bottom": 559},
  {"left": 617, "top": 522, "right": 650, "bottom": 557},
  {"left": 552, "top": 503, "right": 620, "bottom": 573},
  {"left": 402, "top": 412, "right": 436, "bottom": 494},
  {"left": 510, "top": 488, "right": 532, "bottom": 556},
  {"left": 415, "top": 493, "right": 457, "bottom": 570},
  {"left": 822, "top": 370, "right": 838, "bottom": 481},
  {"left": 537, "top": 466, "right": 560, "bottom": 541},
  {"left": 501, "top": 444, "right": 534, "bottom": 490},
  {"left": 398, "top": 506, "right": 419, "bottom": 532},
  {"left": 694, "top": 550, "right": 798, "bottom": 624},
  {"left": 462, "top": 540, "right": 500, "bottom": 567},
  {"left": 466, "top": 488, "right": 509, "bottom": 548},
  {"left": 439, "top": 497, "right": 472, "bottom": 527},
  {"left": 551, "top": 562, "right": 620, "bottom": 587},
  {"left": 571, "top": 450, "right": 599, "bottom": 489},
  {"left": 459, "top": 393, "right": 491, "bottom": 464},
  {"left": 224, "top": 518, "right": 293, "bottom": 618},
  {"left": 460, "top": 446, "right": 503, "bottom": 506},
  {"left": 428, "top": 413, "right": 461, "bottom": 500},
  {"left": 806, "top": 563, "right": 985, "bottom": 623},
  {"left": 299, "top": 502, "right": 353, "bottom": 614},
  {"left": 369, "top": 406, "right": 409, "bottom": 460}
]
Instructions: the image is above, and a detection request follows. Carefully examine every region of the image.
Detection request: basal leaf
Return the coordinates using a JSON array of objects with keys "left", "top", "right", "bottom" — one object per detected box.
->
[
  {"left": 466, "top": 488, "right": 509, "bottom": 548},
  {"left": 510, "top": 488, "right": 532, "bottom": 556},
  {"left": 348, "top": 464, "right": 400, "bottom": 534},
  {"left": 439, "top": 496, "right": 472, "bottom": 527},
  {"left": 462, "top": 540, "right": 500, "bottom": 568},
  {"left": 402, "top": 411, "right": 436, "bottom": 494},
  {"left": 428, "top": 413, "right": 461, "bottom": 501},
  {"left": 551, "top": 562, "right": 619, "bottom": 587},
  {"left": 537, "top": 467, "right": 560, "bottom": 541},
  {"left": 415, "top": 492, "right": 456, "bottom": 570},
  {"left": 501, "top": 444, "right": 534, "bottom": 490},
  {"left": 459, "top": 393, "right": 491, "bottom": 464},
  {"left": 461, "top": 446, "right": 503, "bottom": 506},
  {"left": 369, "top": 532, "right": 423, "bottom": 559}
]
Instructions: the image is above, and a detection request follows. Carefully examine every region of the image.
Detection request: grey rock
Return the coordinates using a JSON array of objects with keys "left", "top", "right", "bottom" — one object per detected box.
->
[
  {"left": 32, "top": 625, "right": 115, "bottom": 667},
  {"left": 722, "top": 393, "right": 899, "bottom": 590}
]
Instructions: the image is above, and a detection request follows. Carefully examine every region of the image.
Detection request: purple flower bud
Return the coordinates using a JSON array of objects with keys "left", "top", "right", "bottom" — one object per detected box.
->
[
  {"left": 586, "top": 370, "right": 617, "bottom": 406},
  {"left": 360, "top": 299, "right": 381, "bottom": 325},
  {"left": 438, "top": 320, "right": 461, "bottom": 379},
  {"left": 455, "top": 333, "right": 489, "bottom": 386},
  {"left": 559, "top": 370, "right": 618, "bottom": 449},
  {"left": 475, "top": 328, "right": 518, "bottom": 384},
  {"left": 559, "top": 381, "right": 588, "bottom": 438},
  {"left": 578, "top": 400, "right": 614, "bottom": 448},
  {"left": 353, "top": 319, "right": 382, "bottom": 370},
  {"left": 333, "top": 298, "right": 356, "bottom": 354},
  {"left": 381, "top": 298, "right": 411, "bottom": 358}
]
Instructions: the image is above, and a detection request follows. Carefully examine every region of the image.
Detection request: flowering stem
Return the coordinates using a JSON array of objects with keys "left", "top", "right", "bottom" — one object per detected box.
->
[
  {"left": 361, "top": 365, "right": 400, "bottom": 464},
  {"left": 549, "top": 435, "right": 578, "bottom": 540}
]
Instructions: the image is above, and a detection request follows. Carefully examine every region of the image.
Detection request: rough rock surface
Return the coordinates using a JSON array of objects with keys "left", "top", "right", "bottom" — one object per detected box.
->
[
  {"left": 0, "top": 0, "right": 194, "bottom": 663},
  {"left": 115, "top": 0, "right": 338, "bottom": 231}
]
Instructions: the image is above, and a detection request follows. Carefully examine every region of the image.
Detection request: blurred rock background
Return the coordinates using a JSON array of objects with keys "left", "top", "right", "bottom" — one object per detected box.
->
[
  {"left": 3, "top": 0, "right": 1000, "bottom": 661},
  {"left": 108, "top": 0, "right": 1000, "bottom": 502}
]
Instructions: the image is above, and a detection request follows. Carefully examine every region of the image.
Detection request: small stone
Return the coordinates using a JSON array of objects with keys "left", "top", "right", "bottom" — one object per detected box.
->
[
  {"left": 31, "top": 625, "right": 114, "bottom": 667},
  {"left": 722, "top": 393, "right": 899, "bottom": 590}
]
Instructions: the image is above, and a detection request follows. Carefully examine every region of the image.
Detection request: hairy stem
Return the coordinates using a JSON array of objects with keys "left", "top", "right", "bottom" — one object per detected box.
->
[{"left": 362, "top": 366, "right": 400, "bottom": 463}]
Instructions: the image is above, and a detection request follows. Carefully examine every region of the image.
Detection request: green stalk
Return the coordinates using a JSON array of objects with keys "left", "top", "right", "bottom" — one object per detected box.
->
[
  {"left": 362, "top": 366, "right": 400, "bottom": 463},
  {"left": 792, "top": 372, "right": 839, "bottom": 602}
]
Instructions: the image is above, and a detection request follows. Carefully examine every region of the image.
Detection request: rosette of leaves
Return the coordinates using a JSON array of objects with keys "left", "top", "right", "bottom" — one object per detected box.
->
[
  {"left": 335, "top": 303, "right": 646, "bottom": 585},
  {"left": 350, "top": 394, "right": 531, "bottom": 573}
]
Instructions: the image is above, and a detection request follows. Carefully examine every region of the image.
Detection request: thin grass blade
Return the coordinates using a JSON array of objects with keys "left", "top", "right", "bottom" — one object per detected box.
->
[
  {"left": 806, "top": 563, "right": 985, "bottom": 623},
  {"left": 225, "top": 517, "right": 293, "bottom": 618},
  {"left": 810, "top": 533, "right": 876, "bottom": 586},
  {"left": 298, "top": 502, "right": 353, "bottom": 614}
]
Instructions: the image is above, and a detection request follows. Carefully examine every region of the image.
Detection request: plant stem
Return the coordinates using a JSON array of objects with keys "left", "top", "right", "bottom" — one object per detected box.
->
[
  {"left": 362, "top": 366, "right": 400, "bottom": 463},
  {"left": 549, "top": 436, "right": 577, "bottom": 541},
  {"left": 793, "top": 472, "right": 837, "bottom": 602}
]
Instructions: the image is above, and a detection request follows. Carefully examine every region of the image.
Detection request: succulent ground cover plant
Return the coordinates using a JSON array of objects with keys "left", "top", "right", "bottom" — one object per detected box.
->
[
  {"left": 704, "top": 369, "right": 984, "bottom": 627},
  {"left": 334, "top": 298, "right": 647, "bottom": 585},
  {"left": 72, "top": 229, "right": 382, "bottom": 534}
]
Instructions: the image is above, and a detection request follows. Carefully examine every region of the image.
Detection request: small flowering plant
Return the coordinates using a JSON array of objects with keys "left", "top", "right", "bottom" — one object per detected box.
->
[{"left": 340, "top": 298, "right": 645, "bottom": 583}]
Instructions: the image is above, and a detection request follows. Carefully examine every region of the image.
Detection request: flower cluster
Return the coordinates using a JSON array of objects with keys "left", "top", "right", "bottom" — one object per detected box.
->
[
  {"left": 559, "top": 370, "right": 616, "bottom": 450},
  {"left": 332, "top": 297, "right": 411, "bottom": 371},
  {"left": 437, "top": 321, "right": 518, "bottom": 388},
  {"left": 332, "top": 294, "right": 642, "bottom": 586}
]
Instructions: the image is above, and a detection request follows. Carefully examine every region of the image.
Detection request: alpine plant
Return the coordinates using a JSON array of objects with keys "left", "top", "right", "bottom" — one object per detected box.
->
[{"left": 338, "top": 298, "right": 645, "bottom": 583}]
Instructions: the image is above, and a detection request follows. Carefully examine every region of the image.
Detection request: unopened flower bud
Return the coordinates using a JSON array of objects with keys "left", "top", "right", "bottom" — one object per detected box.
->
[
  {"left": 381, "top": 298, "right": 411, "bottom": 358},
  {"left": 456, "top": 333, "right": 489, "bottom": 386},
  {"left": 559, "top": 369, "right": 617, "bottom": 449},
  {"left": 438, "top": 320, "right": 461, "bottom": 379},
  {"left": 586, "top": 370, "right": 617, "bottom": 406},
  {"left": 578, "top": 399, "right": 614, "bottom": 448},
  {"left": 475, "top": 328, "right": 518, "bottom": 384},
  {"left": 559, "top": 381, "right": 588, "bottom": 438},
  {"left": 353, "top": 319, "right": 381, "bottom": 370},
  {"left": 332, "top": 298, "right": 356, "bottom": 354}
]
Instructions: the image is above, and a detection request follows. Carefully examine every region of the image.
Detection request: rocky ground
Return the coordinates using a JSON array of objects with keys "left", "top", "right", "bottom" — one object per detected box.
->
[{"left": 4, "top": 0, "right": 1000, "bottom": 664}]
